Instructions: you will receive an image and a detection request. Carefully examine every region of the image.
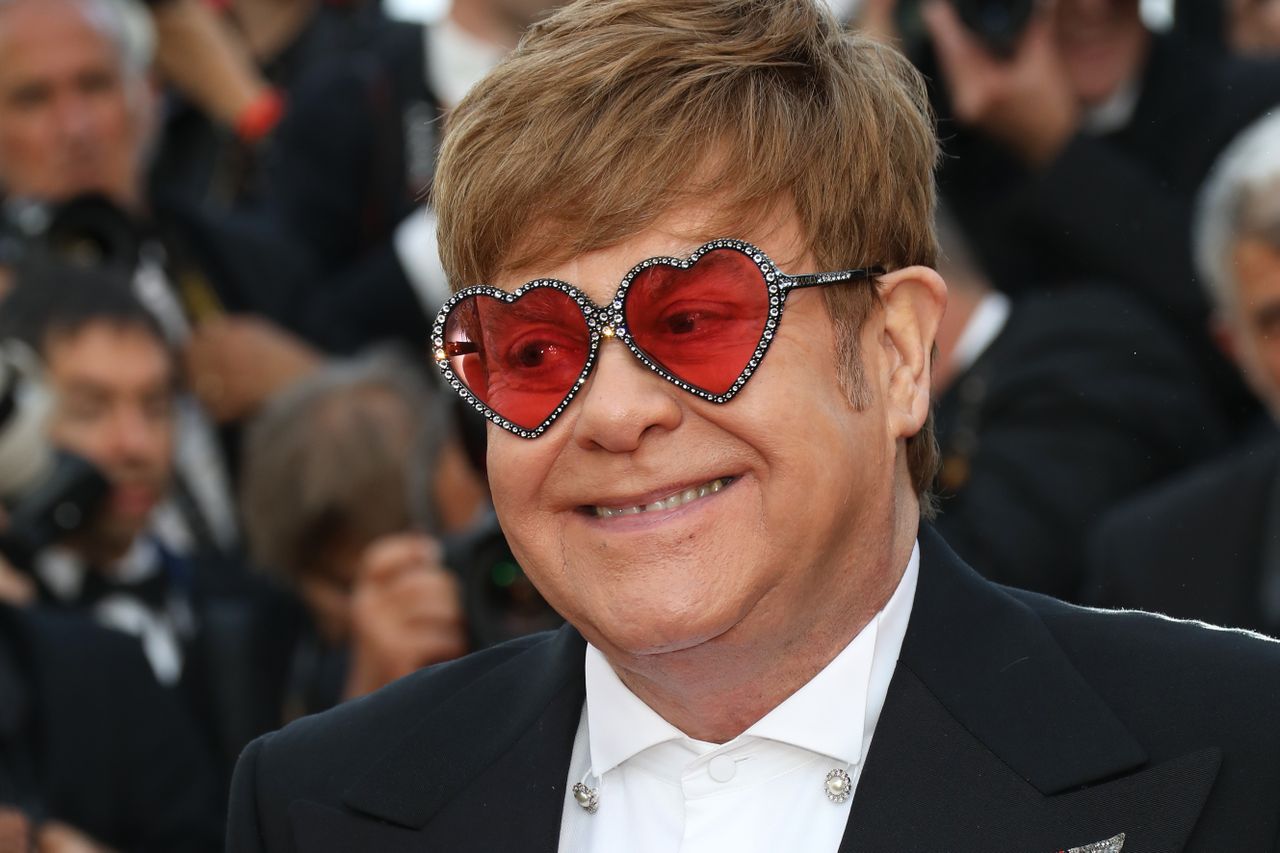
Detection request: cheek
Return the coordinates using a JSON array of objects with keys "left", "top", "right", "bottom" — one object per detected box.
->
[
  {"left": 1258, "top": 333, "right": 1280, "bottom": 390},
  {"left": 487, "top": 432, "right": 559, "bottom": 540}
]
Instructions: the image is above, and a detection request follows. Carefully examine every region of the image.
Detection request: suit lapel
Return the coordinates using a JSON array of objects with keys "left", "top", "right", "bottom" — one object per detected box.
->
[
  {"left": 840, "top": 528, "right": 1219, "bottom": 853},
  {"left": 290, "top": 625, "right": 587, "bottom": 852}
]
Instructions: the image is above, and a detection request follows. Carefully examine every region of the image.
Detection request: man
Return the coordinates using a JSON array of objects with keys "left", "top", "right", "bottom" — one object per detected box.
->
[
  {"left": 0, "top": 264, "right": 279, "bottom": 789},
  {"left": 0, "top": 0, "right": 259, "bottom": 554},
  {"left": 1085, "top": 111, "right": 1280, "bottom": 635},
  {"left": 892, "top": 0, "right": 1280, "bottom": 427},
  {"left": 915, "top": 0, "right": 1280, "bottom": 327},
  {"left": 930, "top": 210, "right": 1225, "bottom": 599},
  {"left": 228, "top": 2, "right": 1280, "bottom": 851}
]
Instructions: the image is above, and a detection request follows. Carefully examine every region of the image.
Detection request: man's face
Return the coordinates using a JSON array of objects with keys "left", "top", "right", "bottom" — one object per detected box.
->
[
  {"left": 1223, "top": 237, "right": 1280, "bottom": 420},
  {"left": 0, "top": 0, "right": 149, "bottom": 207},
  {"left": 45, "top": 322, "right": 174, "bottom": 560},
  {"left": 1054, "top": 0, "right": 1148, "bottom": 108},
  {"left": 485, "top": 200, "right": 905, "bottom": 669}
]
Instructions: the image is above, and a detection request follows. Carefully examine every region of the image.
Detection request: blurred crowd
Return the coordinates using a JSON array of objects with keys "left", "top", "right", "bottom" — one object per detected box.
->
[{"left": 0, "top": 0, "right": 1277, "bottom": 849}]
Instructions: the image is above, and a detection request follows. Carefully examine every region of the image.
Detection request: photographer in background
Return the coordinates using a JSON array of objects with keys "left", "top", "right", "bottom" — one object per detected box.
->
[
  {"left": 862, "top": 0, "right": 1280, "bottom": 426},
  {"left": 236, "top": 352, "right": 542, "bottom": 725},
  {"left": 0, "top": 263, "right": 272, "bottom": 791},
  {"left": 0, "top": 0, "right": 327, "bottom": 554}
]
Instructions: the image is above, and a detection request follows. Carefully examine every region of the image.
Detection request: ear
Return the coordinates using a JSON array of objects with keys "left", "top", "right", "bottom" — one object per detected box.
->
[{"left": 875, "top": 265, "right": 947, "bottom": 440}]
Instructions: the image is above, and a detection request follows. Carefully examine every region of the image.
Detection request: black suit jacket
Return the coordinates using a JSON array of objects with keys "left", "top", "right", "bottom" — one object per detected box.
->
[
  {"left": 0, "top": 605, "right": 222, "bottom": 852},
  {"left": 227, "top": 528, "right": 1280, "bottom": 852},
  {"left": 1085, "top": 437, "right": 1280, "bottom": 636},
  {"left": 934, "top": 288, "right": 1225, "bottom": 599}
]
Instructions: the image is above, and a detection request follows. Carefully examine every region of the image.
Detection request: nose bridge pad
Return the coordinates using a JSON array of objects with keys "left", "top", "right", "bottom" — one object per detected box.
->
[{"left": 573, "top": 330, "right": 682, "bottom": 445}]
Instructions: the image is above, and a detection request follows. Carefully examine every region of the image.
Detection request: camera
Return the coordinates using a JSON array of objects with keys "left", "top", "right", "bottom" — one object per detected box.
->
[
  {"left": 442, "top": 510, "right": 563, "bottom": 649},
  {"left": 894, "top": 0, "right": 1038, "bottom": 60},
  {"left": 0, "top": 341, "right": 110, "bottom": 571},
  {"left": 954, "top": 0, "right": 1037, "bottom": 57},
  {"left": 0, "top": 193, "right": 144, "bottom": 275}
]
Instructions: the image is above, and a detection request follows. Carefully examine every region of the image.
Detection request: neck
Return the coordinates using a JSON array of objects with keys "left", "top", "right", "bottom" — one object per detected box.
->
[
  {"left": 449, "top": 0, "right": 524, "bottom": 50},
  {"left": 606, "top": 489, "right": 918, "bottom": 743}
]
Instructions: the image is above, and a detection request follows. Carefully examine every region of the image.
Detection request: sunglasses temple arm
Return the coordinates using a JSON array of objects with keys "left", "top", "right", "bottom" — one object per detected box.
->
[{"left": 783, "top": 267, "right": 885, "bottom": 292}]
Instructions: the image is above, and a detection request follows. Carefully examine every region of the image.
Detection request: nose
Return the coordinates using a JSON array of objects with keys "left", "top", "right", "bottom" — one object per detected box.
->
[
  {"left": 570, "top": 340, "right": 683, "bottom": 452},
  {"left": 105, "top": 404, "right": 162, "bottom": 465},
  {"left": 53, "top": 91, "right": 95, "bottom": 146}
]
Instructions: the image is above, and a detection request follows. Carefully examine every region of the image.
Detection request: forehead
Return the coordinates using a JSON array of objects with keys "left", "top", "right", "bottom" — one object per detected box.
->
[
  {"left": 0, "top": 0, "right": 118, "bottom": 81},
  {"left": 45, "top": 321, "right": 172, "bottom": 384},
  {"left": 497, "top": 194, "right": 812, "bottom": 298}
]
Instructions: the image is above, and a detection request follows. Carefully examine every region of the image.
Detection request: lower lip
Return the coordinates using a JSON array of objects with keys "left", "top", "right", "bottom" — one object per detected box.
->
[
  {"left": 111, "top": 488, "right": 156, "bottom": 517},
  {"left": 581, "top": 477, "right": 739, "bottom": 531}
]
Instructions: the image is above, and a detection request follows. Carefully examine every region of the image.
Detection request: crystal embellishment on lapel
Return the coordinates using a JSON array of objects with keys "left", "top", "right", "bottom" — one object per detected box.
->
[
  {"left": 572, "top": 781, "right": 599, "bottom": 814},
  {"left": 1063, "top": 832, "right": 1125, "bottom": 853},
  {"left": 823, "top": 768, "right": 853, "bottom": 803}
]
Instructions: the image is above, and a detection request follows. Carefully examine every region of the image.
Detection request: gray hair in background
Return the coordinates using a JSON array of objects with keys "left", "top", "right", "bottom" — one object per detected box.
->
[
  {"left": 239, "top": 349, "right": 452, "bottom": 580},
  {"left": 0, "top": 0, "right": 155, "bottom": 77},
  {"left": 1195, "top": 110, "right": 1280, "bottom": 313}
]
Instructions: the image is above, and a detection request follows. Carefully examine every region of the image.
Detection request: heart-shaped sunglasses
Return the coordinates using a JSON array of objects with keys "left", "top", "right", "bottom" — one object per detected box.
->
[{"left": 432, "top": 238, "right": 884, "bottom": 438}]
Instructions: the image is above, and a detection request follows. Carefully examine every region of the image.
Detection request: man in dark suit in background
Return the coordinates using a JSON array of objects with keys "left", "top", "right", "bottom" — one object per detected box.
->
[
  {"left": 931, "top": 210, "right": 1225, "bottom": 599},
  {"left": 1086, "top": 111, "right": 1280, "bottom": 635},
  {"left": 228, "top": 2, "right": 1280, "bottom": 851}
]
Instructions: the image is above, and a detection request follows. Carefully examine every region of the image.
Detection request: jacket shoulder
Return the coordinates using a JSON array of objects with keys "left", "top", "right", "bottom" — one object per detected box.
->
[{"left": 1016, "top": 589, "right": 1280, "bottom": 731}]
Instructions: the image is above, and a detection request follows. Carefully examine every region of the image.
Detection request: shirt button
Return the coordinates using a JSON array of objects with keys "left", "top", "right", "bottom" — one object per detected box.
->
[{"left": 708, "top": 754, "right": 737, "bottom": 783}]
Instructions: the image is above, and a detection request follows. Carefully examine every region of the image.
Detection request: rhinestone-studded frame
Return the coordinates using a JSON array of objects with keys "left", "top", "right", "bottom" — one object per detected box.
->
[{"left": 431, "top": 238, "right": 883, "bottom": 439}]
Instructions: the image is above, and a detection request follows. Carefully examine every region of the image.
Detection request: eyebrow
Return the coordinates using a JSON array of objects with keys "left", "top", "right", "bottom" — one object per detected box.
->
[{"left": 1253, "top": 300, "right": 1280, "bottom": 331}]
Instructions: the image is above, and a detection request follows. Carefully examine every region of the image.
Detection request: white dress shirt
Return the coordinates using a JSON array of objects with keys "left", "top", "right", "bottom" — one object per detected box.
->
[{"left": 558, "top": 542, "right": 920, "bottom": 853}]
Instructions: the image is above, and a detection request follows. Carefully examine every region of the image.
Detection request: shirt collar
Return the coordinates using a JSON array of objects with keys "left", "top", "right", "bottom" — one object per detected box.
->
[
  {"left": 35, "top": 537, "right": 161, "bottom": 601},
  {"left": 951, "top": 291, "right": 1011, "bottom": 377},
  {"left": 583, "top": 541, "right": 920, "bottom": 775}
]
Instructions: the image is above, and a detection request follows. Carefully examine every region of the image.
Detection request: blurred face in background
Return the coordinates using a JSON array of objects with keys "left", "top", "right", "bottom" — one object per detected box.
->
[
  {"left": 1222, "top": 237, "right": 1280, "bottom": 420},
  {"left": 45, "top": 321, "right": 175, "bottom": 562},
  {"left": 0, "top": 0, "right": 151, "bottom": 208},
  {"left": 1054, "top": 0, "right": 1149, "bottom": 108}
]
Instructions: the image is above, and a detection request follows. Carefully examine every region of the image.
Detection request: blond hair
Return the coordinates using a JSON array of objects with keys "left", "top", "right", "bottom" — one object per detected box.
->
[{"left": 434, "top": 0, "right": 940, "bottom": 507}]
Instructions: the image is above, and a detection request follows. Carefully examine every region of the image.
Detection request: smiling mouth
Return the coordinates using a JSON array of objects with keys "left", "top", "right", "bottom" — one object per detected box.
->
[{"left": 590, "top": 477, "right": 735, "bottom": 519}]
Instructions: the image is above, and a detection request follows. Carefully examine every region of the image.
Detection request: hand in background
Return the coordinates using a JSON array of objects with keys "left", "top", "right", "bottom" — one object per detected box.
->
[
  {"left": 923, "top": 0, "right": 1078, "bottom": 166},
  {"left": 344, "top": 534, "right": 468, "bottom": 699},
  {"left": 0, "top": 807, "right": 32, "bottom": 853},
  {"left": 0, "top": 810, "right": 115, "bottom": 853},
  {"left": 35, "top": 822, "right": 115, "bottom": 853},
  {"left": 185, "top": 315, "right": 323, "bottom": 423}
]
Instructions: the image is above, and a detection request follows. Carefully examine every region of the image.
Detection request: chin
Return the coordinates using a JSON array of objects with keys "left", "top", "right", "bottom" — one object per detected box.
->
[{"left": 591, "top": 603, "right": 743, "bottom": 659}]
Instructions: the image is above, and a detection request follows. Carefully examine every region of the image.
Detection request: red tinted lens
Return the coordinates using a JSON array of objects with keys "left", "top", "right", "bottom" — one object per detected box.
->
[
  {"left": 444, "top": 289, "right": 591, "bottom": 430},
  {"left": 625, "top": 248, "right": 769, "bottom": 395}
]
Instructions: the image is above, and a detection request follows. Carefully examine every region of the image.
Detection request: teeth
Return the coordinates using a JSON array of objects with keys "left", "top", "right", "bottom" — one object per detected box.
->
[{"left": 594, "top": 478, "right": 731, "bottom": 518}]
